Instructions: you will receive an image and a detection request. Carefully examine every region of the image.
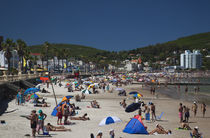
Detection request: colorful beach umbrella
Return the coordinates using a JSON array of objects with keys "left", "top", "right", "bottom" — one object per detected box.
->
[
  {"left": 24, "top": 88, "right": 40, "bottom": 95},
  {"left": 30, "top": 93, "right": 40, "bottom": 99},
  {"left": 99, "top": 116, "right": 121, "bottom": 126},
  {"left": 129, "top": 91, "right": 138, "bottom": 95},
  {"left": 133, "top": 93, "right": 143, "bottom": 98},
  {"left": 61, "top": 95, "right": 74, "bottom": 102}
]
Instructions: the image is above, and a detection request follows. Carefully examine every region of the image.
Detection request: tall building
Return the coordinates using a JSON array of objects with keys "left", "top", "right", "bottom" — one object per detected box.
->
[{"left": 180, "top": 50, "right": 202, "bottom": 69}]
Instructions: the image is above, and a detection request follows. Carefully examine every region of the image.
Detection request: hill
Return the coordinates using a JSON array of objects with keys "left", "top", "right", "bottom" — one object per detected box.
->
[
  {"left": 29, "top": 43, "right": 105, "bottom": 57},
  {"left": 128, "top": 32, "right": 210, "bottom": 66}
]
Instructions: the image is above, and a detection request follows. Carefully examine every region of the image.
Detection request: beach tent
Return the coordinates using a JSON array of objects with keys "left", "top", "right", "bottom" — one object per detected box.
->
[
  {"left": 125, "top": 103, "right": 141, "bottom": 113},
  {"left": 99, "top": 116, "right": 121, "bottom": 126},
  {"left": 51, "top": 102, "right": 71, "bottom": 116},
  {"left": 123, "top": 115, "right": 148, "bottom": 134}
]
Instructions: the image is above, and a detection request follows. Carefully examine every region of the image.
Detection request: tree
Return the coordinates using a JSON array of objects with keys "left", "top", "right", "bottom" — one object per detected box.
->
[
  {"left": 44, "top": 41, "right": 50, "bottom": 71},
  {"left": 2, "top": 38, "right": 15, "bottom": 74},
  {"left": 16, "top": 39, "right": 27, "bottom": 72}
]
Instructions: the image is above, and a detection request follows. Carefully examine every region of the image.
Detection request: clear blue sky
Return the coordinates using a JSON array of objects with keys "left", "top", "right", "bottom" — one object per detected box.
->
[{"left": 1, "top": 0, "right": 210, "bottom": 51}]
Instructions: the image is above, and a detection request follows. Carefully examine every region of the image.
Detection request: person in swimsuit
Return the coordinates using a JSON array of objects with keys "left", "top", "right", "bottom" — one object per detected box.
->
[
  {"left": 201, "top": 102, "right": 206, "bottom": 118},
  {"left": 27, "top": 110, "right": 38, "bottom": 137},
  {"left": 45, "top": 123, "right": 71, "bottom": 131},
  {"left": 57, "top": 104, "right": 63, "bottom": 125},
  {"left": 192, "top": 102, "right": 198, "bottom": 117},
  {"left": 70, "top": 113, "right": 90, "bottom": 121},
  {"left": 151, "top": 103, "right": 156, "bottom": 121},
  {"left": 149, "top": 124, "right": 171, "bottom": 135},
  {"left": 37, "top": 110, "right": 47, "bottom": 134},
  {"left": 179, "top": 103, "right": 183, "bottom": 122}
]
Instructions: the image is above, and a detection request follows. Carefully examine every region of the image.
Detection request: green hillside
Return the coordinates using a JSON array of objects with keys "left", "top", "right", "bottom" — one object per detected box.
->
[
  {"left": 29, "top": 43, "right": 105, "bottom": 57},
  {"left": 128, "top": 32, "right": 210, "bottom": 64}
]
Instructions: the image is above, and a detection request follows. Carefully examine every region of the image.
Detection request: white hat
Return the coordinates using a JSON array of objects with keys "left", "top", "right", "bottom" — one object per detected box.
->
[
  {"left": 194, "top": 101, "right": 196, "bottom": 104},
  {"left": 194, "top": 126, "right": 199, "bottom": 129},
  {"left": 109, "top": 129, "right": 114, "bottom": 132},
  {"left": 98, "top": 130, "right": 102, "bottom": 134}
]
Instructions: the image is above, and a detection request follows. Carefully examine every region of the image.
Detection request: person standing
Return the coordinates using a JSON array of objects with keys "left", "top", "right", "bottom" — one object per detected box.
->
[
  {"left": 151, "top": 103, "right": 156, "bottom": 121},
  {"left": 57, "top": 104, "right": 63, "bottom": 125},
  {"left": 109, "top": 129, "right": 115, "bottom": 138},
  {"left": 27, "top": 110, "right": 38, "bottom": 137},
  {"left": 37, "top": 110, "right": 47, "bottom": 134},
  {"left": 63, "top": 105, "right": 70, "bottom": 124},
  {"left": 183, "top": 106, "right": 190, "bottom": 122},
  {"left": 201, "top": 102, "right": 206, "bottom": 118},
  {"left": 192, "top": 102, "right": 198, "bottom": 117},
  {"left": 179, "top": 103, "right": 183, "bottom": 122}
]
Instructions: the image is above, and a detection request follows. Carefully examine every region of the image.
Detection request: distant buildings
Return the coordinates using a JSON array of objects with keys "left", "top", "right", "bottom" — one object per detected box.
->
[{"left": 180, "top": 50, "right": 202, "bottom": 69}]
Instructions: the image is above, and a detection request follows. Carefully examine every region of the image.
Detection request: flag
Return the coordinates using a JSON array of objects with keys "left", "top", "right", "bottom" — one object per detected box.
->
[
  {"left": 23, "top": 58, "right": 26, "bottom": 67},
  {"left": 64, "top": 63, "right": 67, "bottom": 68}
]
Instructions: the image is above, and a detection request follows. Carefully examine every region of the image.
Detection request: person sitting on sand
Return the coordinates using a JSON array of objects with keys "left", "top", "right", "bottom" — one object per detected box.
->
[
  {"left": 75, "top": 94, "right": 81, "bottom": 102},
  {"left": 45, "top": 123, "right": 71, "bottom": 131},
  {"left": 178, "top": 120, "right": 191, "bottom": 130},
  {"left": 149, "top": 124, "right": 172, "bottom": 135},
  {"left": 70, "top": 113, "right": 90, "bottom": 121},
  {"left": 191, "top": 126, "right": 202, "bottom": 138},
  {"left": 120, "top": 99, "right": 127, "bottom": 108},
  {"left": 81, "top": 93, "right": 85, "bottom": 99},
  {"left": 91, "top": 100, "right": 100, "bottom": 108}
]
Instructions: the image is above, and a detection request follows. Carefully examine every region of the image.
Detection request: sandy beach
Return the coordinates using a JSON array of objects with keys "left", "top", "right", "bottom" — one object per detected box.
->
[{"left": 0, "top": 82, "right": 210, "bottom": 138}]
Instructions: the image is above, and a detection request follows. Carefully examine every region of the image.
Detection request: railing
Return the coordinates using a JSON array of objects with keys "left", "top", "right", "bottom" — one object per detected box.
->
[{"left": 0, "top": 73, "right": 42, "bottom": 83}]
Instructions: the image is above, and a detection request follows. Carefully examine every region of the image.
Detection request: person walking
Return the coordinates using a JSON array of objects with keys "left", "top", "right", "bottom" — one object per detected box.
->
[
  {"left": 201, "top": 102, "right": 206, "bottom": 118},
  {"left": 151, "top": 103, "right": 156, "bottom": 121},
  {"left": 192, "top": 102, "right": 198, "bottom": 117},
  {"left": 179, "top": 103, "right": 183, "bottom": 122}
]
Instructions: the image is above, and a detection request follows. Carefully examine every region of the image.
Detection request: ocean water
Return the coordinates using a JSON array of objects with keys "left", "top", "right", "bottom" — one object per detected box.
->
[{"left": 146, "top": 77, "right": 210, "bottom": 104}]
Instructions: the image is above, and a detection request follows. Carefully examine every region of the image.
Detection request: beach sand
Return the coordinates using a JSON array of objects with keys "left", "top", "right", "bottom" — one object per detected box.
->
[{"left": 0, "top": 83, "right": 210, "bottom": 138}]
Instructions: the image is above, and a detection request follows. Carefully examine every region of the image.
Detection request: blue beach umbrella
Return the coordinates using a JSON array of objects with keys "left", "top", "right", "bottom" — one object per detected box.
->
[
  {"left": 99, "top": 116, "right": 121, "bottom": 126},
  {"left": 129, "top": 91, "right": 138, "bottom": 95},
  {"left": 24, "top": 88, "right": 40, "bottom": 95}
]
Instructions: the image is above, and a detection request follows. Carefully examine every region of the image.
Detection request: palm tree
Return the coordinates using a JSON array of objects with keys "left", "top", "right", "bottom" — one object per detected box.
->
[
  {"left": 24, "top": 48, "right": 30, "bottom": 73},
  {"left": 16, "top": 39, "right": 27, "bottom": 72},
  {"left": 44, "top": 42, "right": 50, "bottom": 71},
  {"left": 40, "top": 50, "right": 46, "bottom": 68},
  {"left": 2, "top": 38, "right": 15, "bottom": 74}
]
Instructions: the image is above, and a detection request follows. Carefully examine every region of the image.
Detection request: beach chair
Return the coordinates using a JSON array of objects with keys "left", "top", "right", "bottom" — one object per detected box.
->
[{"left": 156, "top": 112, "right": 164, "bottom": 120}]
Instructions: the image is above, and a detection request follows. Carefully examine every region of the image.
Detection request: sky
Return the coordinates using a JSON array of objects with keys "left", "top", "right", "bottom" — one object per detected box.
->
[{"left": 0, "top": 0, "right": 210, "bottom": 51}]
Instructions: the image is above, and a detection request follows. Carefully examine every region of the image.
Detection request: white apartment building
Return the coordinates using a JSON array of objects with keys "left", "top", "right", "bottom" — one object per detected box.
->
[{"left": 180, "top": 50, "right": 202, "bottom": 69}]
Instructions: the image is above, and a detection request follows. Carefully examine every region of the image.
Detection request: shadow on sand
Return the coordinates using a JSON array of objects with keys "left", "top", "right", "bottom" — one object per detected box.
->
[{"left": 0, "top": 99, "right": 14, "bottom": 116}]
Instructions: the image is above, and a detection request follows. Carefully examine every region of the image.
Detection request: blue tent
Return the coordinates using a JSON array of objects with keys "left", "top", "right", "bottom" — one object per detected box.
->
[
  {"left": 123, "top": 115, "right": 148, "bottom": 134},
  {"left": 51, "top": 102, "right": 71, "bottom": 116}
]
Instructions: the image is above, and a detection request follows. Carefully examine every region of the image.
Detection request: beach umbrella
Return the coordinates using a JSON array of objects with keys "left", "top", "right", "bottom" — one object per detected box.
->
[
  {"left": 129, "top": 91, "right": 138, "bottom": 95},
  {"left": 30, "top": 93, "right": 40, "bottom": 99},
  {"left": 82, "top": 89, "right": 91, "bottom": 94},
  {"left": 83, "top": 81, "right": 93, "bottom": 84},
  {"left": 99, "top": 116, "right": 121, "bottom": 126},
  {"left": 133, "top": 93, "right": 143, "bottom": 98},
  {"left": 115, "top": 88, "right": 124, "bottom": 91},
  {"left": 61, "top": 95, "right": 74, "bottom": 102},
  {"left": 24, "top": 88, "right": 40, "bottom": 95},
  {"left": 125, "top": 103, "right": 141, "bottom": 113}
]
